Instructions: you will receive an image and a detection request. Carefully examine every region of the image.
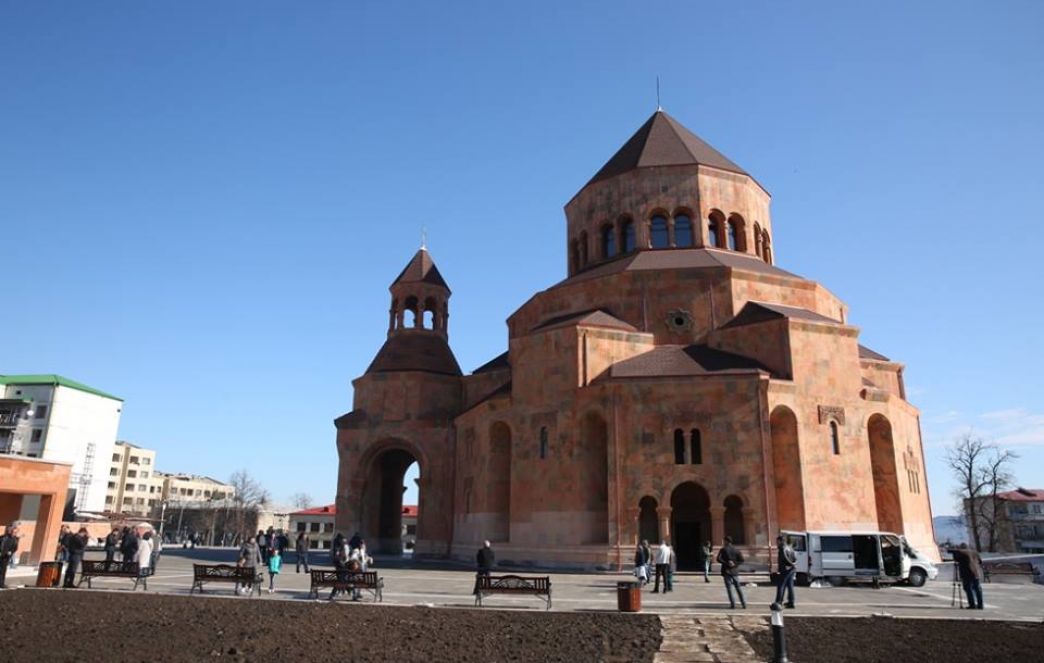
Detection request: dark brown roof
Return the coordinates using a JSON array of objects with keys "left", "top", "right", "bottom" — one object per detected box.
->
[
  {"left": 608, "top": 344, "right": 771, "bottom": 379},
  {"left": 365, "top": 331, "right": 462, "bottom": 376},
  {"left": 472, "top": 351, "right": 510, "bottom": 374},
  {"left": 392, "top": 248, "right": 449, "bottom": 290},
  {"left": 858, "top": 344, "right": 891, "bottom": 362},
  {"left": 722, "top": 301, "right": 840, "bottom": 329},
  {"left": 587, "top": 110, "right": 748, "bottom": 186},
  {"left": 559, "top": 248, "right": 797, "bottom": 287},
  {"left": 334, "top": 410, "right": 368, "bottom": 430},
  {"left": 533, "top": 309, "right": 638, "bottom": 333}
]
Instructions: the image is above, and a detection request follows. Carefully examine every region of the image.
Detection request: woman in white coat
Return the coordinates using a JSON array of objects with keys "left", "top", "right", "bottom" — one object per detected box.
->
[{"left": 135, "top": 524, "right": 154, "bottom": 572}]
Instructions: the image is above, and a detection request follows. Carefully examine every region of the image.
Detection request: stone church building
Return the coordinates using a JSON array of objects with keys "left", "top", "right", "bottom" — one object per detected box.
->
[{"left": 333, "top": 110, "right": 935, "bottom": 569}]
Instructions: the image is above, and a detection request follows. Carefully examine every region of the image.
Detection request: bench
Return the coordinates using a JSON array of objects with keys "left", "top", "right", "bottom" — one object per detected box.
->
[
  {"left": 79, "top": 560, "right": 152, "bottom": 591},
  {"left": 190, "top": 564, "right": 263, "bottom": 597},
  {"left": 983, "top": 560, "right": 1039, "bottom": 583},
  {"left": 309, "top": 568, "right": 384, "bottom": 602},
  {"left": 474, "top": 574, "right": 552, "bottom": 610}
]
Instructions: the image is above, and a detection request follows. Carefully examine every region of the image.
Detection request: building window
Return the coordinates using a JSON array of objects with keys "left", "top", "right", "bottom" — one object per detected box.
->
[
  {"left": 110, "top": 468, "right": 118, "bottom": 476},
  {"left": 107, "top": 481, "right": 116, "bottom": 489},
  {"left": 690, "top": 429, "right": 702, "bottom": 465},
  {"left": 112, "top": 453, "right": 121, "bottom": 462},
  {"left": 310, "top": 522, "right": 319, "bottom": 533},
  {"left": 674, "top": 429, "right": 686, "bottom": 464},
  {"left": 35, "top": 405, "right": 47, "bottom": 419},
  {"left": 138, "top": 484, "right": 146, "bottom": 492},
  {"left": 601, "top": 224, "right": 616, "bottom": 258},
  {"left": 650, "top": 215, "right": 669, "bottom": 248},
  {"left": 674, "top": 214, "right": 694, "bottom": 247},
  {"left": 621, "top": 218, "right": 636, "bottom": 253},
  {"left": 105, "top": 496, "right": 113, "bottom": 504},
  {"left": 323, "top": 523, "right": 333, "bottom": 533},
  {"left": 830, "top": 421, "right": 841, "bottom": 455},
  {"left": 123, "top": 497, "right": 132, "bottom": 506},
  {"left": 30, "top": 429, "right": 43, "bottom": 443},
  {"left": 708, "top": 217, "right": 720, "bottom": 247},
  {"left": 727, "top": 221, "right": 739, "bottom": 250},
  {"left": 128, "top": 470, "right": 137, "bottom": 478},
  {"left": 143, "top": 458, "right": 151, "bottom": 465},
  {"left": 539, "top": 427, "right": 549, "bottom": 459},
  {"left": 130, "top": 456, "right": 139, "bottom": 464},
  {"left": 125, "top": 483, "right": 134, "bottom": 492},
  {"left": 754, "top": 223, "right": 763, "bottom": 258},
  {"left": 136, "top": 498, "right": 145, "bottom": 505},
  {"left": 296, "top": 522, "right": 306, "bottom": 532}
]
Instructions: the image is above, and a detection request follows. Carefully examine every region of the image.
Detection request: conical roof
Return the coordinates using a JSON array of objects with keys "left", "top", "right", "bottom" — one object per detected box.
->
[
  {"left": 586, "top": 110, "right": 748, "bottom": 186},
  {"left": 392, "top": 248, "right": 449, "bottom": 290}
]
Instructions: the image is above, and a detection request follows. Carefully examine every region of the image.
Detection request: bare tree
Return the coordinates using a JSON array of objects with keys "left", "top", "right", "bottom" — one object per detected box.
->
[
  {"left": 945, "top": 432, "right": 1018, "bottom": 552},
  {"left": 228, "top": 469, "right": 271, "bottom": 542},
  {"left": 289, "top": 492, "right": 314, "bottom": 510}
]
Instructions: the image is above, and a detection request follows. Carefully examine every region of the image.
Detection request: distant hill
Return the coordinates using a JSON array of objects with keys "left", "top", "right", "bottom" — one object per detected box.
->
[{"left": 934, "top": 515, "right": 967, "bottom": 545}]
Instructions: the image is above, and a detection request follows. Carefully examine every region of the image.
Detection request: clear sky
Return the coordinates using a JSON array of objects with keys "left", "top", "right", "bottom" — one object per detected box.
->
[{"left": 2, "top": 1, "right": 1041, "bottom": 519}]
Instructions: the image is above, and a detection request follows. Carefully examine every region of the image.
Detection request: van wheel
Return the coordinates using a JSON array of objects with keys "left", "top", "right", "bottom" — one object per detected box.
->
[
  {"left": 796, "top": 573, "right": 809, "bottom": 586},
  {"left": 825, "top": 576, "right": 845, "bottom": 587},
  {"left": 907, "top": 568, "right": 927, "bottom": 588}
]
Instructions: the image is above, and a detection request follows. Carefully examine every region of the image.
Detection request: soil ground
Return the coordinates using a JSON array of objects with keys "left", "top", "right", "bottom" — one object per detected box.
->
[
  {"left": 742, "top": 615, "right": 1044, "bottom": 663},
  {"left": 0, "top": 588, "right": 661, "bottom": 663}
]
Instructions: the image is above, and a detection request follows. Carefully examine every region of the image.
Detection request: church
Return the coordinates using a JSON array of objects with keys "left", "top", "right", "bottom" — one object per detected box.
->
[{"left": 333, "top": 110, "right": 935, "bottom": 569}]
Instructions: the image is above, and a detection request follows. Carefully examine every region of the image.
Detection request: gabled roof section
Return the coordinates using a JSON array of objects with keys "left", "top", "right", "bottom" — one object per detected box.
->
[
  {"left": 472, "top": 351, "right": 510, "bottom": 374},
  {"left": 858, "top": 344, "right": 892, "bottom": 362},
  {"left": 392, "top": 248, "right": 449, "bottom": 290},
  {"left": 0, "top": 374, "right": 122, "bottom": 401},
  {"left": 721, "top": 302, "right": 841, "bottom": 330},
  {"left": 533, "top": 309, "right": 638, "bottom": 333},
  {"left": 607, "top": 344, "right": 771, "bottom": 379},
  {"left": 587, "top": 110, "right": 748, "bottom": 187},
  {"left": 365, "top": 332, "right": 462, "bottom": 376}
]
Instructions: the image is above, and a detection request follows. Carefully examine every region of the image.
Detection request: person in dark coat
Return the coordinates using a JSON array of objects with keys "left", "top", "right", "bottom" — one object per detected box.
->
[
  {"left": 120, "top": 526, "right": 139, "bottom": 565},
  {"left": 716, "top": 536, "right": 746, "bottom": 609},
  {"left": 55, "top": 525, "right": 72, "bottom": 562},
  {"left": 348, "top": 531, "right": 363, "bottom": 551},
  {"left": 773, "top": 534, "right": 797, "bottom": 608},
  {"left": 63, "top": 528, "right": 88, "bottom": 588},
  {"left": 474, "top": 540, "right": 495, "bottom": 594},
  {"left": 295, "top": 532, "right": 311, "bottom": 573},
  {"left": 103, "top": 526, "right": 120, "bottom": 568},
  {"left": 951, "top": 543, "right": 984, "bottom": 609},
  {"left": 0, "top": 522, "right": 21, "bottom": 589}
]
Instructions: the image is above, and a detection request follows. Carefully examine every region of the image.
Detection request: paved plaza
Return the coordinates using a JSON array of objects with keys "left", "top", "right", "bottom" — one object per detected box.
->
[{"left": 8, "top": 547, "right": 1039, "bottom": 622}]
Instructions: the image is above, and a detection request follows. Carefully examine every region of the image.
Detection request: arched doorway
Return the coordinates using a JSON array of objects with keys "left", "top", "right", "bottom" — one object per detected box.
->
[
  {"left": 868, "top": 414, "right": 903, "bottom": 533},
  {"left": 724, "top": 495, "right": 746, "bottom": 544},
  {"left": 670, "top": 481, "right": 710, "bottom": 570},
  {"left": 771, "top": 406, "right": 805, "bottom": 530},
  {"left": 361, "top": 447, "right": 420, "bottom": 555},
  {"left": 580, "top": 412, "right": 609, "bottom": 544},
  {"left": 638, "top": 496, "right": 659, "bottom": 544},
  {"left": 488, "top": 421, "right": 512, "bottom": 542}
]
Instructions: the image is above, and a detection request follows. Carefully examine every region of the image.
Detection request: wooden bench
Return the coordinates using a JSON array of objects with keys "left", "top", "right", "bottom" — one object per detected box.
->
[
  {"left": 79, "top": 560, "right": 152, "bottom": 591},
  {"left": 474, "top": 574, "right": 552, "bottom": 610},
  {"left": 983, "top": 560, "right": 1039, "bottom": 583},
  {"left": 190, "top": 564, "right": 263, "bottom": 597},
  {"left": 309, "top": 568, "right": 384, "bottom": 602}
]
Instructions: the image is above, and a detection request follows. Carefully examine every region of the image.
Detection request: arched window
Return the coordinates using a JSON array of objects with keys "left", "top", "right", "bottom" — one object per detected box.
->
[
  {"left": 621, "top": 218, "right": 636, "bottom": 253},
  {"left": 727, "top": 220, "right": 739, "bottom": 250},
  {"left": 754, "top": 223, "right": 762, "bottom": 258},
  {"left": 762, "top": 231, "right": 772, "bottom": 264},
  {"left": 707, "top": 217, "right": 720, "bottom": 248},
  {"left": 424, "top": 297, "right": 438, "bottom": 330},
  {"left": 673, "top": 429, "right": 685, "bottom": 464},
  {"left": 690, "top": 429, "right": 702, "bottom": 465},
  {"left": 601, "top": 224, "right": 616, "bottom": 258},
  {"left": 830, "top": 421, "right": 840, "bottom": 455},
  {"left": 579, "top": 231, "right": 589, "bottom": 266},
  {"left": 404, "top": 296, "right": 419, "bottom": 328},
  {"left": 727, "top": 214, "right": 746, "bottom": 252},
  {"left": 539, "top": 426, "right": 549, "bottom": 459},
  {"left": 649, "top": 215, "right": 669, "bottom": 249},
  {"left": 674, "top": 214, "right": 693, "bottom": 247}
]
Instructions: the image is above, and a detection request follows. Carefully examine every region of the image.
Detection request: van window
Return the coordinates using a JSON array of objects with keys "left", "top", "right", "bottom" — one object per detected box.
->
[
  {"left": 785, "top": 535, "right": 806, "bottom": 551},
  {"left": 820, "top": 537, "right": 853, "bottom": 553}
]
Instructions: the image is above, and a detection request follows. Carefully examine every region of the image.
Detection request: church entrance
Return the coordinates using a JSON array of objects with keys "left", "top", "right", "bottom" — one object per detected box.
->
[
  {"left": 671, "top": 481, "right": 711, "bottom": 570},
  {"left": 361, "top": 448, "right": 420, "bottom": 555}
]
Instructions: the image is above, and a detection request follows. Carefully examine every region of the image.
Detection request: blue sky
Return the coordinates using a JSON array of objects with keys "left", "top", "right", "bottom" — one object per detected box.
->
[{"left": 2, "top": 1, "right": 1041, "bottom": 518}]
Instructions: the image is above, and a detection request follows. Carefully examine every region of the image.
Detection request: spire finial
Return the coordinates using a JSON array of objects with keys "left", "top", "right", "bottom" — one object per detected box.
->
[
  {"left": 421, "top": 226, "right": 427, "bottom": 250},
  {"left": 656, "top": 76, "right": 662, "bottom": 111}
]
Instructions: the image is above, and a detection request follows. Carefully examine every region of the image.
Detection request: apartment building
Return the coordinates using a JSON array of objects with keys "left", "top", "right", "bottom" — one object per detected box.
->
[
  {"left": 105, "top": 441, "right": 165, "bottom": 515},
  {"left": 160, "top": 473, "right": 235, "bottom": 503}
]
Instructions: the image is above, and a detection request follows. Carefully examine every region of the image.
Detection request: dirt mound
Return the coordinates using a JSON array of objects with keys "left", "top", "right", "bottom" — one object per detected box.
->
[{"left": 0, "top": 589, "right": 661, "bottom": 663}]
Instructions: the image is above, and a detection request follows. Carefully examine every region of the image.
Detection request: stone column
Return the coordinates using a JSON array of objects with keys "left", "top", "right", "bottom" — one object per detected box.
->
[
  {"left": 709, "top": 505, "right": 725, "bottom": 545},
  {"left": 656, "top": 506, "right": 672, "bottom": 544}
]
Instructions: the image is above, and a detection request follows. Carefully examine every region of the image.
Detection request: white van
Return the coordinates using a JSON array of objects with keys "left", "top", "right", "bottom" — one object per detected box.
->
[{"left": 780, "top": 530, "right": 938, "bottom": 587}]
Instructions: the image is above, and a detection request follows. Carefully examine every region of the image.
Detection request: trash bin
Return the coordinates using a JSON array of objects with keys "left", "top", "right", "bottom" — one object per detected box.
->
[
  {"left": 617, "top": 581, "right": 641, "bottom": 612},
  {"left": 36, "top": 562, "right": 63, "bottom": 588}
]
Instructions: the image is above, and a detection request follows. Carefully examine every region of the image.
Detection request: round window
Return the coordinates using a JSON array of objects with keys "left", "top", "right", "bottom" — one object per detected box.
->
[{"left": 665, "top": 309, "right": 694, "bottom": 333}]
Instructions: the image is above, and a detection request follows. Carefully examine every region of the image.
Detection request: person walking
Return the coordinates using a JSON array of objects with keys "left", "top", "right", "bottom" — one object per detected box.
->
[
  {"left": 256, "top": 530, "right": 269, "bottom": 565},
  {"left": 633, "top": 542, "right": 649, "bottom": 586},
  {"left": 774, "top": 534, "right": 797, "bottom": 608},
  {"left": 267, "top": 544, "right": 282, "bottom": 594},
  {"left": 701, "top": 541, "right": 713, "bottom": 583},
  {"left": 136, "top": 525, "right": 154, "bottom": 574},
  {"left": 716, "top": 536, "right": 746, "bottom": 609},
  {"left": 120, "top": 526, "right": 139, "bottom": 565},
  {"left": 951, "top": 543, "right": 984, "bottom": 609},
  {"left": 103, "top": 526, "right": 120, "bottom": 568},
  {"left": 640, "top": 539, "right": 653, "bottom": 582},
  {"left": 474, "top": 540, "right": 495, "bottom": 594},
  {"left": 55, "top": 525, "right": 72, "bottom": 563},
  {"left": 295, "top": 532, "right": 311, "bottom": 573},
  {"left": 237, "top": 534, "right": 263, "bottom": 596},
  {"left": 0, "top": 522, "right": 21, "bottom": 589},
  {"left": 652, "top": 539, "right": 672, "bottom": 593},
  {"left": 63, "top": 527, "right": 88, "bottom": 588}
]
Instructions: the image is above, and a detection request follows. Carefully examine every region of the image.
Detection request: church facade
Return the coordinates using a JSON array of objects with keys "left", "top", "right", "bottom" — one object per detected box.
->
[{"left": 333, "top": 110, "right": 936, "bottom": 569}]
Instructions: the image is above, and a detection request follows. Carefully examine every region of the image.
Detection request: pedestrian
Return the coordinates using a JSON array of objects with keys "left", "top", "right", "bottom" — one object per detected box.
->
[
  {"left": 237, "top": 534, "right": 263, "bottom": 596},
  {"left": 640, "top": 539, "right": 653, "bottom": 581},
  {"left": 151, "top": 531, "right": 163, "bottom": 571},
  {"left": 701, "top": 541, "right": 713, "bottom": 583},
  {"left": 120, "top": 525, "right": 139, "bottom": 566},
  {"left": 773, "top": 534, "right": 797, "bottom": 608},
  {"left": 267, "top": 543, "right": 282, "bottom": 594},
  {"left": 63, "top": 527, "right": 88, "bottom": 588},
  {"left": 55, "top": 524, "right": 72, "bottom": 562},
  {"left": 633, "top": 542, "right": 649, "bottom": 586},
  {"left": 951, "top": 543, "right": 984, "bottom": 609},
  {"left": 349, "top": 540, "right": 372, "bottom": 600},
  {"left": 652, "top": 539, "right": 672, "bottom": 593},
  {"left": 474, "top": 540, "right": 495, "bottom": 594},
  {"left": 295, "top": 532, "right": 311, "bottom": 573},
  {"left": 330, "top": 532, "right": 345, "bottom": 565},
  {"left": 103, "top": 526, "right": 120, "bottom": 568},
  {"left": 716, "top": 536, "right": 746, "bottom": 609},
  {"left": 329, "top": 539, "right": 350, "bottom": 600},
  {"left": 136, "top": 525, "right": 154, "bottom": 574},
  {"left": 349, "top": 531, "right": 363, "bottom": 551},
  {"left": 256, "top": 530, "right": 268, "bottom": 565},
  {"left": 0, "top": 522, "right": 21, "bottom": 589},
  {"left": 668, "top": 541, "right": 677, "bottom": 589}
]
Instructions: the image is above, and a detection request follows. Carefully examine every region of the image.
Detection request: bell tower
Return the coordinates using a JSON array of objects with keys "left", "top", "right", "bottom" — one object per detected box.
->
[{"left": 388, "top": 247, "right": 450, "bottom": 339}]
